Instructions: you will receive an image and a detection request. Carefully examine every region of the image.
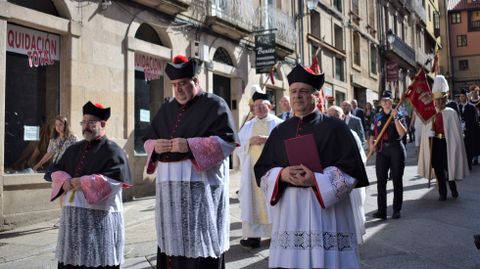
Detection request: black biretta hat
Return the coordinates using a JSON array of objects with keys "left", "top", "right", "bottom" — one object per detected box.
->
[
  {"left": 287, "top": 64, "right": 325, "bottom": 90},
  {"left": 83, "top": 101, "right": 111, "bottom": 120},
  {"left": 460, "top": 87, "right": 468, "bottom": 95},
  {"left": 381, "top": 90, "right": 393, "bottom": 100},
  {"left": 252, "top": 91, "right": 270, "bottom": 102},
  {"left": 165, "top": 55, "right": 200, "bottom": 80}
]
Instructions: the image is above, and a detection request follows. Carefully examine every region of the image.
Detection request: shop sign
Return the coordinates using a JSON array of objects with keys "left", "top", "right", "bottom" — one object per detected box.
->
[
  {"left": 386, "top": 61, "right": 399, "bottom": 82},
  {"left": 6, "top": 24, "right": 60, "bottom": 68},
  {"left": 255, "top": 33, "right": 276, "bottom": 74},
  {"left": 135, "top": 53, "right": 163, "bottom": 81}
]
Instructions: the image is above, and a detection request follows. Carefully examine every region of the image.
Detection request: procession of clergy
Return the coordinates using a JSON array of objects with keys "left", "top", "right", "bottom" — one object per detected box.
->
[{"left": 47, "top": 54, "right": 475, "bottom": 269}]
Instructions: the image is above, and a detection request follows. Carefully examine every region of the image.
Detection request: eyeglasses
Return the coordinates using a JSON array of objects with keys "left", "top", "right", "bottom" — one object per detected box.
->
[{"left": 79, "top": 120, "right": 100, "bottom": 126}]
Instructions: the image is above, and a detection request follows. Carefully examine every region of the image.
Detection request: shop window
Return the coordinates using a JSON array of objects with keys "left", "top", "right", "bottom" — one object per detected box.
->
[
  {"left": 5, "top": 24, "right": 60, "bottom": 173},
  {"left": 134, "top": 70, "right": 164, "bottom": 154}
]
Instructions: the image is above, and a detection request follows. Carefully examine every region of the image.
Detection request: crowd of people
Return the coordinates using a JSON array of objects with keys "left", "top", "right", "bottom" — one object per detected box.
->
[{"left": 37, "top": 54, "right": 480, "bottom": 269}]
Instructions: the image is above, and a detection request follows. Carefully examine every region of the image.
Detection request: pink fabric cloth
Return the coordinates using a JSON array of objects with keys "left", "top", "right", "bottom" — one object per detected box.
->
[
  {"left": 187, "top": 137, "right": 224, "bottom": 172},
  {"left": 50, "top": 171, "right": 112, "bottom": 204},
  {"left": 79, "top": 175, "right": 112, "bottom": 204},
  {"left": 144, "top": 139, "right": 157, "bottom": 174},
  {"left": 51, "top": 171, "right": 71, "bottom": 201}
]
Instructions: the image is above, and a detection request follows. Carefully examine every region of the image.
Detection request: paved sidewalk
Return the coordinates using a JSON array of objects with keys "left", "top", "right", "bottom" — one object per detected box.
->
[{"left": 1, "top": 142, "right": 479, "bottom": 268}]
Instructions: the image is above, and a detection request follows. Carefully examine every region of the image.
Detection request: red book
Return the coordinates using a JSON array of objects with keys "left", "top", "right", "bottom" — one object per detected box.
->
[{"left": 284, "top": 134, "right": 322, "bottom": 172}]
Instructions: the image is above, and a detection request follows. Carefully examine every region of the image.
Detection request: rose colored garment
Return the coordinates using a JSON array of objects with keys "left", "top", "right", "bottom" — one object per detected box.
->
[
  {"left": 50, "top": 171, "right": 112, "bottom": 204},
  {"left": 79, "top": 175, "right": 112, "bottom": 204},
  {"left": 51, "top": 171, "right": 71, "bottom": 201},
  {"left": 187, "top": 137, "right": 224, "bottom": 172},
  {"left": 144, "top": 139, "right": 157, "bottom": 174}
]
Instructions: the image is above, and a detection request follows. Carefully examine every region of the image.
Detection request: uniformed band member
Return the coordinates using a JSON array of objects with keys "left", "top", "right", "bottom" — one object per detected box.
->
[
  {"left": 370, "top": 90, "right": 407, "bottom": 220},
  {"left": 458, "top": 88, "right": 480, "bottom": 170},
  {"left": 418, "top": 75, "right": 469, "bottom": 200}
]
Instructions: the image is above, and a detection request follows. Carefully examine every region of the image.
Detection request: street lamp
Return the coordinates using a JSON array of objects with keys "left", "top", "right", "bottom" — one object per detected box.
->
[
  {"left": 386, "top": 29, "right": 395, "bottom": 45},
  {"left": 306, "top": 0, "right": 320, "bottom": 10}
]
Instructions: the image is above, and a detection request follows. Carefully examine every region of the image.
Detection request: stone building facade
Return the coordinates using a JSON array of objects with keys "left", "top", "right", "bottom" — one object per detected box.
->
[{"left": 0, "top": 0, "right": 298, "bottom": 227}]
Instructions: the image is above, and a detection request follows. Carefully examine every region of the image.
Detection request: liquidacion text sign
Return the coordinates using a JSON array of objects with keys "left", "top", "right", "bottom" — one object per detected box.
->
[
  {"left": 135, "top": 53, "right": 163, "bottom": 81},
  {"left": 7, "top": 24, "right": 60, "bottom": 68}
]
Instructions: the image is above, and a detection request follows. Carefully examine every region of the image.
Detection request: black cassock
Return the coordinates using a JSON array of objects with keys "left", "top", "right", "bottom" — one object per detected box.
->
[
  {"left": 254, "top": 110, "right": 369, "bottom": 194},
  {"left": 145, "top": 91, "right": 237, "bottom": 269},
  {"left": 145, "top": 91, "right": 238, "bottom": 162},
  {"left": 46, "top": 136, "right": 132, "bottom": 184}
]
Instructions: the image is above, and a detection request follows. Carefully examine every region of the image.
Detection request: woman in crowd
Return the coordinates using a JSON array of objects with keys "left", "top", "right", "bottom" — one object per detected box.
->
[{"left": 33, "top": 115, "right": 78, "bottom": 172}]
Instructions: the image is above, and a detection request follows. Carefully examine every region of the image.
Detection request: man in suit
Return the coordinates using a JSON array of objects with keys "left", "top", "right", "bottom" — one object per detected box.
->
[
  {"left": 277, "top": 96, "right": 292, "bottom": 121},
  {"left": 352, "top": 99, "right": 365, "bottom": 124},
  {"left": 458, "top": 88, "right": 480, "bottom": 170},
  {"left": 342, "top": 100, "right": 366, "bottom": 144}
]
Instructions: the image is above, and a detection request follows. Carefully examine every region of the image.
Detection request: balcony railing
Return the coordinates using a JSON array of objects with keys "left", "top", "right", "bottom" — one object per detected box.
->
[
  {"left": 387, "top": 33, "right": 416, "bottom": 67},
  {"left": 207, "top": 0, "right": 254, "bottom": 33},
  {"left": 254, "top": 5, "right": 296, "bottom": 52},
  {"left": 132, "top": 0, "right": 192, "bottom": 15}
]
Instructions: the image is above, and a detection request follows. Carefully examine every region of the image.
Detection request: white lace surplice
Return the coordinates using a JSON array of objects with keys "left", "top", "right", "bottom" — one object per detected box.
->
[
  {"left": 55, "top": 176, "right": 124, "bottom": 267},
  {"left": 262, "top": 166, "right": 360, "bottom": 269},
  {"left": 154, "top": 136, "right": 235, "bottom": 258}
]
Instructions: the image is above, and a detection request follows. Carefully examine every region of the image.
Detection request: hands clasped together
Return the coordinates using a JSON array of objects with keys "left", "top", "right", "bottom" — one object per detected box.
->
[
  {"left": 280, "top": 164, "right": 316, "bottom": 187},
  {"left": 249, "top": 135, "right": 268, "bottom": 146},
  {"left": 154, "top": 138, "right": 189, "bottom": 154},
  {"left": 63, "top": 177, "right": 81, "bottom": 192}
]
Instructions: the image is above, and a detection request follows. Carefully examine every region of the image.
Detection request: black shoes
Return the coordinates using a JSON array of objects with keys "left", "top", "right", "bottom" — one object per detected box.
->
[
  {"left": 372, "top": 212, "right": 387, "bottom": 220},
  {"left": 438, "top": 196, "right": 447, "bottom": 201},
  {"left": 391, "top": 211, "right": 401, "bottom": 219},
  {"left": 452, "top": 190, "right": 459, "bottom": 199},
  {"left": 474, "top": 234, "right": 480, "bottom": 250},
  {"left": 372, "top": 211, "right": 401, "bottom": 219},
  {"left": 240, "top": 238, "right": 260, "bottom": 249}
]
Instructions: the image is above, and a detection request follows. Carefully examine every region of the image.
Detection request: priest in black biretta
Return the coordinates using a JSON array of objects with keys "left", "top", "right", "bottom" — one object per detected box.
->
[
  {"left": 144, "top": 55, "right": 238, "bottom": 269},
  {"left": 164, "top": 54, "right": 200, "bottom": 80},
  {"left": 253, "top": 64, "right": 369, "bottom": 268},
  {"left": 82, "top": 101, "right": 111, "bottom": 120},
  {"left": 46, "top": 100, "right": 132, "bottom": 269},
  {"left": 252, "top": 91, "right": 270, "bottom": 102}
]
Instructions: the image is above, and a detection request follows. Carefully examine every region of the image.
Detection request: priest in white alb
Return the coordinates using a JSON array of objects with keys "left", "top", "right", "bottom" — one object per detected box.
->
[{"left": 236, "top": 91, "right": 283, "bottom": 248}]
